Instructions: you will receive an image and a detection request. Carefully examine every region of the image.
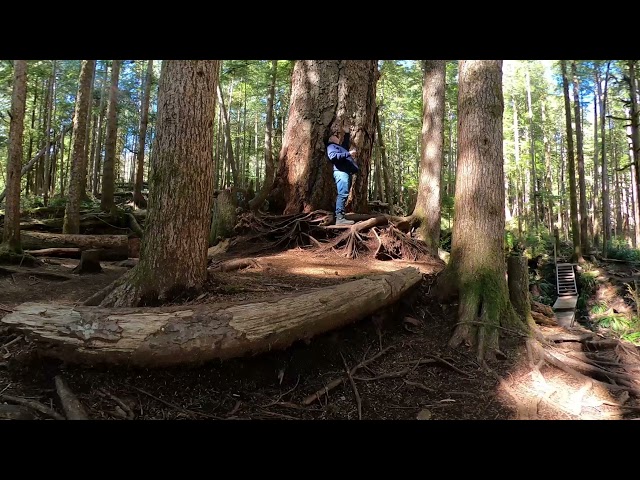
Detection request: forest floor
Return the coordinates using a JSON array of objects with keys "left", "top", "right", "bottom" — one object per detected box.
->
[{"left": 1, "top": 243, "right": 639, "bottom": 421}]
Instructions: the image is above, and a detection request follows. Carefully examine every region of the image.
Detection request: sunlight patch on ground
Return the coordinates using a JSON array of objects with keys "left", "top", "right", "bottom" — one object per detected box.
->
[{"left": 496, "top": 362, "right": 622, "bottom": 420}]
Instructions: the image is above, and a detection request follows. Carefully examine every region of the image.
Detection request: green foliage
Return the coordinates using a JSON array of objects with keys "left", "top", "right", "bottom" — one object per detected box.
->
[
  {"left": 606, "top": 239, "right": 640, "bottom": 262},
  {"left": 589, "top": 301, "right": 609, "bottom": 315}
]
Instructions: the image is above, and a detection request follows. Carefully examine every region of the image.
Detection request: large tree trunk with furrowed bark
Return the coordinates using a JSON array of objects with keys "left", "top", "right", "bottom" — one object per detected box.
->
[
  {"left": 435, "top": 60, "right": 525, "bottom": 363},
  {"left": 98, "top": 60, "right": 219, "bottom": 308},
  {"left": 2, "top": 267, "right": 422, "bottom": 367}
]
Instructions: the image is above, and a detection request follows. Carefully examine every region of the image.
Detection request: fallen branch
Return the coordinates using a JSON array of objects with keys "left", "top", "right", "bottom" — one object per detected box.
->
[{"left": 0, "top": 393, "right": 65, "bottom": 420}]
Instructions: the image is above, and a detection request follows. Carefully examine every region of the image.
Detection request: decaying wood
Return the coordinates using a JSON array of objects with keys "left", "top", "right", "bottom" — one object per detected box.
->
[
  {"left": 207, "top": 238, "right": 230, "bottom": 259},
  {"left": 25, "top": 248, "right": 82, "bottom": 258},
  {"left": 208, "top": 257, "right": 260, "bottom": 272},
  {"left": 531, "top": 310, "right": 556, "bottom": 326},
  {"left": 20, "top": 231, "right": 129, "bottom": 261},
  {"left": 531, "top": 300, "right": 555, "bottom": 317},
  {"left": 2, "top": 267, "right": 422, "bottom": 367},
  {"left": 72, "top": 249, "right": 103, "bottom": 274},
  {"left": 54, "top": 376, "right": 89, "bottom": 420}
]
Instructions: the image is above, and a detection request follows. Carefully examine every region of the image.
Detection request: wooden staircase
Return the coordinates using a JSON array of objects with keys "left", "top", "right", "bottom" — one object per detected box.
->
[{"left": 552, "top": 262, "right": 578, "bottom": 327}]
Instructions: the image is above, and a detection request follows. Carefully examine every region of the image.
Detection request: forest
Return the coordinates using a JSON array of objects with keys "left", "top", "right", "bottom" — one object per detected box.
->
[{"left": 0, "top": 59, "right": 639, "bottom": 421}]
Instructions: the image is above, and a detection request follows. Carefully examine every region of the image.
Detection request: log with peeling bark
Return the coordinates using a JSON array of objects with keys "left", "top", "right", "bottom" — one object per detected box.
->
[
  {"left": 25, "top": 248, "right": 82, "bottom": 258},
  {"left": 20, "top": 231, "right": 130, "bottom": 261},
  {"left": 1, "top": 267, "right": 423, "bottom": 367}
]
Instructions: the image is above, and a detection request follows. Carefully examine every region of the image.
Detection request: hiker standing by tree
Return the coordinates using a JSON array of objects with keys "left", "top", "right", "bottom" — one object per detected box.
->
[{"left": 326, "top": 125, "right": 359, "bottom": 225}]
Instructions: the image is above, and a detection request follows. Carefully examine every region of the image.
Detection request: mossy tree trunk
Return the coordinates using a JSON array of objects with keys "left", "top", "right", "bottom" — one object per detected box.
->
[
  {"left": 1, "top": 60, "right": 28, "bottom": 255},
  {"left": 63, "top": 60, "right": 96, "bottom": 234},
  {"left": 100, "top": 60, "right": 122, "bottom": 213},
  {"left": 133, "top": 60, "right": 154, "bottom": 209},
  {"left": 435, "top": 60, "right": 525, "bottom": 364},
  {"left": 100, "top": 60, "right": 220, "bottom": 307}
]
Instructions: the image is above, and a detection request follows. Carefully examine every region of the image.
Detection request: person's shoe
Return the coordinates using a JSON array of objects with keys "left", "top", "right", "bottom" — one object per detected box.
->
[{"left": 335, "top": 214, "right": 354, "bottom": 225}]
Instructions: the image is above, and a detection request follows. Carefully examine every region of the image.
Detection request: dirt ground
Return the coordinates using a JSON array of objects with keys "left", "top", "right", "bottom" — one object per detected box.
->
[{"left": 1, "top": 245, "right": 639, "bottom": 421}]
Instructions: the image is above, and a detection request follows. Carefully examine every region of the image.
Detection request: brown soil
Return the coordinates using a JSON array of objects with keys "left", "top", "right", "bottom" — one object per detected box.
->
[{"left": 1, "top": 247, "right": 639, "bottom": 421}]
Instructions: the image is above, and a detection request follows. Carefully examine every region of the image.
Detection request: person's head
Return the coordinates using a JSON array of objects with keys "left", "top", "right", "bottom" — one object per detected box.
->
[{"left": 326, "top": 124, "right": 344, "bottom": 145}]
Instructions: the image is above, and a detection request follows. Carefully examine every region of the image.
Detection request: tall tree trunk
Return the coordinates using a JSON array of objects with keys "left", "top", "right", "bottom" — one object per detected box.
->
[
  {"left": 42, "top": 61, "right": 57, "bottom": 207},
  {"left": 80, "top": 62, "right": 97, "bottom": 202},
  {"left": 513, "top": 96, "right": 523, "bottom": 236},
  {"left": 628, "top": 61, "right": 640, "bottom": 247},
  {"left": 133, "top": 60, "right": 154, "bottom": 208},
  {"left": 343, "top": 60, "right": 378, "bottom": 214},
  {"left": 436, "top": 60, "right": 523, "bottom": 364},
  {"left": 216, "top": 82, "right": 239, "bottom": 187},
  {"left": 100, "top": 60, "right": 220, "bottom": 308},
  {"left": 92, "top": 63, "right": 108, "bottom": 197},
  {"left": 269, "top": 60, "right": 377, "bottom": 215},
  {"left": 525, "top": 68, "right": 538, "bottom": 231},
  {"left": 375, "top": 107, "right": 394, "bottom": 212},
  {"left": 63, "top": 60, "right": 96, "bottom": 234},
  {"left": 572, "top": 61, "right": 590, "bottom": 253},
  {"left": 599, "top": 62, "right": 611, "bottom": 257},
  {"left": 411, "top": 60, "right": 445, "bottom": 255},
  {"left": 560, "top": 60, "right": 583, "bottom": 263},
  {"left": 249, "top": 60, "right": 277, "bottom": 212},
  {"left": 592, "top": 90, "right": 601, "bottom": 247},
  {"left": 1, "top": 60, "right": 28, "bottom": 254},
  {"left": 541, "top": 100, "right": 554, "bottom": 233},
  {"left": 100, "top": 60, "right": 122, "bottom": 212}
]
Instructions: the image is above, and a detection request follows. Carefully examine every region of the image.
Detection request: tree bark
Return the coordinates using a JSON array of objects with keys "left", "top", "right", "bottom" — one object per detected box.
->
[
  {"left": 1, "top": 60, "right": 28, "bottom": 254},
  {"left": 134, "top": 60, "right": 154, "bottom": 208},
  {"left": 572, "top": 61, "right": 590, "bottom": 253},
  {"left": 99, "top": 60, "right": 220, "bottom": 307},
  {"left": 100, "top": 60, "right": 122, "bottom": 213},
  {"left": 560, "top": 60, "right": 583, "bottom": 263},
  {"left": 63, "top": 60, "right": 96, "bottom": 234},
  {"left": 436, "top": 60, "right": 524, "bottom": 363},
  {"left": 507, "top": 253, "right": 535, "bottom": 328},
  {"left": 2, "top": 267, "right": 422, "bottom": 367},
  {"left": 411, "top": 60, "right": 445, "bottom": 255}
]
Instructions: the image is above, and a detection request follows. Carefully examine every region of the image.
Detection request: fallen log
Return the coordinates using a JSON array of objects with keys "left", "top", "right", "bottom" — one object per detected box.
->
[
  {"left": 1, "top": 267, "right": 423, "bottom": 367},
  {"left": 20, "top": 231, "right": 129, "bottom": 261},
  {"left": 25, "top": 248, "right": 81, "bottom": 258}
]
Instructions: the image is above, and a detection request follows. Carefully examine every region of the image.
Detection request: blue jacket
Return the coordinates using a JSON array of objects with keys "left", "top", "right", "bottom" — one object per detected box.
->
[{"left": 326, "top": 132, "right": 359, "bottom": 175}]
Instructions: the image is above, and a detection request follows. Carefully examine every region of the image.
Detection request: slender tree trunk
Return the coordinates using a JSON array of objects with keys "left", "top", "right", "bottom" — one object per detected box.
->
[
  {"left": 599, "top": 62, "right": 611, "bottom": 257},
  {"left": 628, "top": 61, "right": 640, "bottom": 248},
  {"left": 100, "top": 60, "right": 122, "bottom": 212},
  {"left": 92, "top": 63, "right": 108, "bottom": 197},
  {"left": 411, "top": 60, "right": 445, "bottom": 255},
  {"left": 592, "top": 91, "right": 601, "bottom": 247},
  {"left": 42, "top": 61, "right": 57, "bottom": 207},
  {"left": 375, "top": 107, "right": 394, "bottom": 212},
  {"left": 560, "top": 60, "right": 583, "bottom": 263},
  {"left": 572, "top": 61, "right": 590, "bottom": 253},
  {"left": 526, "top": 68, "right": 538, "bottom": 231},
  {"left": 216, "top": 82, "right": 239, "bottom": 187},
  {"left": 133, "top": 60, "right": 154, "bottom": 208},
  {"left": 249, "top": 60, "right": 277, "bottom": 212},
  {"left": 63, "top": 60, "right": 96, "bottom": 234},
  {"left": 100, "top": 60, "right": 220, "bottom": 308},
  {"left": 1, "top": 60, "right": 28, "bottom": 254}
]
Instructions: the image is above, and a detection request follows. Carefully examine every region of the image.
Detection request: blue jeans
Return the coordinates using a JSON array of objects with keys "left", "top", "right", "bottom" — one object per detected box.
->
[{"left": 333, "top": 170, "right": 351, "bottom": 217}]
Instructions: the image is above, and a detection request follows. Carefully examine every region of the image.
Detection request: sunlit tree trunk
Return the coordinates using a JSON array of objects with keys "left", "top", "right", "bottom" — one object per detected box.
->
[{"left": 100, "top": 60, "right": 122, "bottom": 212}]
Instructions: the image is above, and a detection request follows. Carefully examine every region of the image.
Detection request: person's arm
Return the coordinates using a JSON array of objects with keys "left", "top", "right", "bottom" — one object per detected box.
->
[{"left": 326, "top": 143, "right": 350, "bottom": 162}]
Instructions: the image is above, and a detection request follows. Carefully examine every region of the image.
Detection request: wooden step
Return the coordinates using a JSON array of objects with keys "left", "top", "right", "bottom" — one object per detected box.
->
[{"left": 553, "top": 295, "right": 578, "bottom": 311}]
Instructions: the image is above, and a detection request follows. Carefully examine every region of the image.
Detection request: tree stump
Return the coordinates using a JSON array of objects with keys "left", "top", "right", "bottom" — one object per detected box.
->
[
  {"left": 72, "top": 249, "right": 103, "bottom": 274},
  {"left": 507, "top": 253, "right": 532, "bottom": 325},
  {"left": 209, "top": 188, "right": 238, "bottom": 246}
]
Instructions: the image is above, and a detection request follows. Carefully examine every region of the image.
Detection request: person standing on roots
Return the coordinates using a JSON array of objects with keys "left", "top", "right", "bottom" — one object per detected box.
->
[{"left": 325, "top": 126, "right": 359, "bottom": 225}]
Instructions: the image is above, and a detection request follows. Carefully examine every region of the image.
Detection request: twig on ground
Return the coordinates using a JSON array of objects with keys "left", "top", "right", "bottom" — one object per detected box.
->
[
  {"left": 301, "top": 344, "right": 395, "bottom": 406},
  {"left": 263, "top": 375, "right": 301, "bottom": 407},
  {"left": 127, "top": 384, "right": 220, "bottom": 419},
  {"left": 97, "top": 388, "right": 135, "bottom": 420},
  {"left": 398, "top": 355, "right": 472, "bottom": 378},
  {"left": 341, "top": 352, "right": 362, "bottom": 420}
]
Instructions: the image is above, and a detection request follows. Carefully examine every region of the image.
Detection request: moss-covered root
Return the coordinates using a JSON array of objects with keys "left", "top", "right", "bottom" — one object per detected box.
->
[
  {"left": 0, "top": 243, "right": 42, "bottom": 267},
  {"left": 448, "top": 272, "right": 527, "bottom": 364}
]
